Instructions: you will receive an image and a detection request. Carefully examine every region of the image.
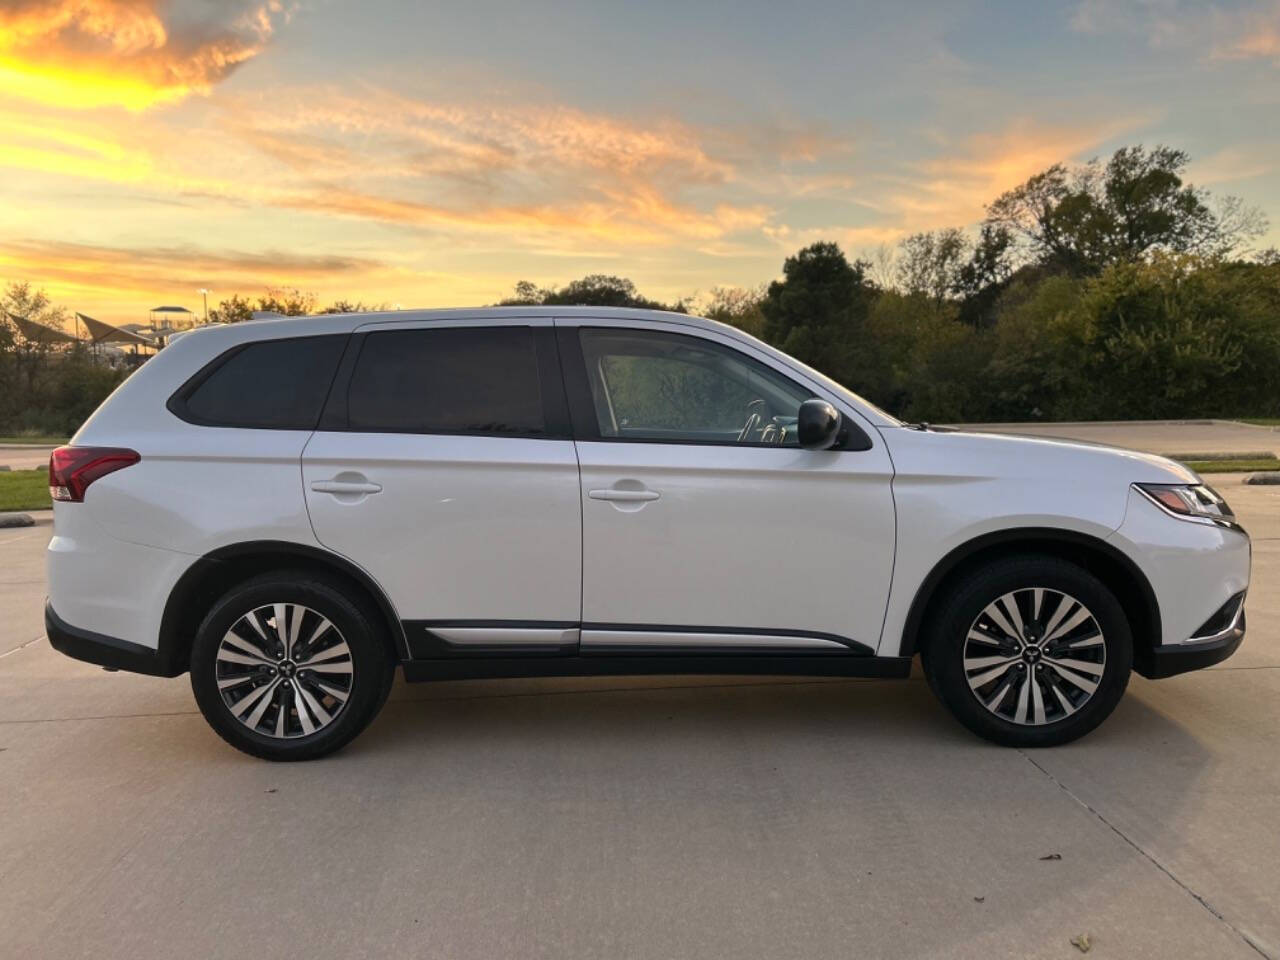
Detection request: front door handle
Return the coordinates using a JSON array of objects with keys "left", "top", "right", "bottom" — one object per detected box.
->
[
  {"left": 588, "top": 488, "right": 659, "bottom": 502},
  {"left": 311, "top": 479, "right": 382, "bottom": 495}
]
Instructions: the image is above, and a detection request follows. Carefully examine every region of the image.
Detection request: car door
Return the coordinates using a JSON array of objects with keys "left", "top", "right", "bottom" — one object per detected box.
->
[
  {"left": 558, "top": 319, "right": 896, "bottom": 656},
  {"left": 302, "top": 319, "right": 583, "bottom": 658}
]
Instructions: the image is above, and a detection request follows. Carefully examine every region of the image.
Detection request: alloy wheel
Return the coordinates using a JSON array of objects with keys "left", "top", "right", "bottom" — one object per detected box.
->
[
  {"left": 214, "top": 603, "right": 355, "bottom": 739},
  {"left": 962, "top": 587, "right": 1106, "bottom": 726}
]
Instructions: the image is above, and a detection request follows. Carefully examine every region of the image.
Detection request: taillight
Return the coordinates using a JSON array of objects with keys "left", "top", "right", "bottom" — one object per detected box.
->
[{"left": 49, "top": 446, "right": 140, "bottom": 502}]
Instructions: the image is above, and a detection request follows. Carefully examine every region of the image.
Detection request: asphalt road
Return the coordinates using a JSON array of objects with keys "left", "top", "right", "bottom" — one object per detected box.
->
[{"left": 2, "top": 476, "right": 1278, "bottom": 958}]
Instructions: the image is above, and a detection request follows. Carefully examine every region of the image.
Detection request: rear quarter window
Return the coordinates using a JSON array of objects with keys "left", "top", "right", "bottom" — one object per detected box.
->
[{"left": 169, "top": 335, "right": 347, "bottom": 429}]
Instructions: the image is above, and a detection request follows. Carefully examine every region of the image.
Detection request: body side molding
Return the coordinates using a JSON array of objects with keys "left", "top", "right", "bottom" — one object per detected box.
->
[
  {"left": 404, "top": 620, "right": 875, "bottom": 659},
  {"left": 403, "top": 655, "right": 912, "bottom": 683}
]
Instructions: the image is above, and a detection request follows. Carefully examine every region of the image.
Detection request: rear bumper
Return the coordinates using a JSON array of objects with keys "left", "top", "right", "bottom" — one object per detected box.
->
[
  {"left": 1136, "top": 609, "right": 1246, "bottom": 679},
  {"left": 45, "top": 601, "right": 180, "bottom": 677}
]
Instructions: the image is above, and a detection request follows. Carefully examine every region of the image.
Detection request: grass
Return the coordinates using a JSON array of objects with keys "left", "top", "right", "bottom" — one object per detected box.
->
[
  {"left": 1182, "top": 458, "right": 1280, "bottom": 474},
  {"left": 0, "top": 435, "right": 66, "bottom": 445},
  {"left": 0, "top": 469, "right": 51, "bottom": 512},
  {"left": 1238, "top": 419, "right": 1280, "bottom": 427}
]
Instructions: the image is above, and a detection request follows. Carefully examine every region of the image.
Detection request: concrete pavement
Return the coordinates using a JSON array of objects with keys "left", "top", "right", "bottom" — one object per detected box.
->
[
  {"left": 953, "top": 419, "right": 1280, "bottom": 457},
  {"left": 2, "top": 480, "right": 1278, "bottom": 958},
  {"left": 0, "top": 444, "right": 57, "bottom": 472}
]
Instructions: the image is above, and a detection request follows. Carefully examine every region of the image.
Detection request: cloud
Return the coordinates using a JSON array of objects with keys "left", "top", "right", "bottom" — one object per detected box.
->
[
  {"left": 0, "top": 0, "right": 293, "bottom": 110},
  {"left": 0, "top": 238, "right": 385, "bottom": 300},
  {"left": 1070, "top": 0, "right": 1280, "bottom": 64},
  {"left": 212, "top": 87, "right": 786, "bottom": 244},
  {"left": 1210, "top": 3, "right": 1280, "bottom": 60},
  {"left": 0, "top": 85, "right": 783, "bottom": 248},
  {"left": 776, "top": 116, "right": 1154, "bottom": 257},
  {"left": 859, "top": 117, "right": 1147, "bottom": 239},
  {"left": 1192, "top": 144, "right": 1277, "bottom": 183},
  {"left": 0, "top": 236, "right": 524, "bottom": 323},
  {"left": 239, "top": 88, "right": 739, "bottom": 186}
]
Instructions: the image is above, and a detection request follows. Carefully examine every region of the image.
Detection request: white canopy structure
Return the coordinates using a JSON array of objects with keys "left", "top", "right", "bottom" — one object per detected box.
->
[
  {"left": 6, "top": 311, "right": 80, "bottom": 345},
  {"left": 77, "top": 313, "right": 157, "bottom": 347}
]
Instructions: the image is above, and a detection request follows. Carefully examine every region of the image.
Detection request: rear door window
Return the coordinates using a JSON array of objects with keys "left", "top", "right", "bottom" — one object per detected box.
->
[{"left": 344, "top": 327, "right": 547, "bottom": 435}]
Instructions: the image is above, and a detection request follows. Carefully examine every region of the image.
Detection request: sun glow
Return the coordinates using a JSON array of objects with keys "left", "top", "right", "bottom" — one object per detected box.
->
[{"left": 0, "top": 56, "right": 188, "bottom": 111}]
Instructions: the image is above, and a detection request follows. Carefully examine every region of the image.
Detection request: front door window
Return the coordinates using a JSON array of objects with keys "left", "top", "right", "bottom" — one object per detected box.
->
[{"left": 577, "top": 329, "right": 814, "bottom": 446}]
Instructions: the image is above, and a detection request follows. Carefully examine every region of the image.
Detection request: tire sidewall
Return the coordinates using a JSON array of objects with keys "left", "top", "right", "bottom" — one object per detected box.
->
[
  {"left": 924, "top": 557, "right": 1133, "bottom": 747},
  {"left": 190, "top": 574, "right": 391, "bottom": 760}
]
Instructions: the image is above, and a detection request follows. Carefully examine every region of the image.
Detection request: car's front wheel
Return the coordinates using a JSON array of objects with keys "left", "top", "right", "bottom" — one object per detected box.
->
[
  {"left": 921, "top": 555, "right": 1133, "bottom": 747},
  {"left": 190, "top": 571, "right": 395, "bottom": 761}
]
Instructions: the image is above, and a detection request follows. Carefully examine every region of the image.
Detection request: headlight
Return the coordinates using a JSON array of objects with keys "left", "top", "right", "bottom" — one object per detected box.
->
[{"left": 1135, "top": 483, "right": 1240, "bottom": 529}]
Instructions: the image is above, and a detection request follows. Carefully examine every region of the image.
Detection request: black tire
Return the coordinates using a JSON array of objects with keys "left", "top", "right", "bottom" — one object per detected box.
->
[
  {"left": 190, "top": 570, "right": 395, "bottom": 761},
  {"left": 921, "top": 555, "right": 1132, "bottom": 747}
]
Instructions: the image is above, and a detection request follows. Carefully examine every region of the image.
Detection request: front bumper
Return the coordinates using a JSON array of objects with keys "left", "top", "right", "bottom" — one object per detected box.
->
[
  {"left": 1136, "top": 596, "right": 1246, "bottom": 679},
  {"left": 45, "top": 601, "right": 178, "bottom": 676}
]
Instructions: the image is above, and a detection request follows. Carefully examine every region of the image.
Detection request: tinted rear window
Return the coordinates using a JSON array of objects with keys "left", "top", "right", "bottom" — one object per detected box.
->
[
  {"left": 175, "top": 335, "right": 346, "bottom": 429},
  {"left": 345, "top": 327, "right": 544, "bottom": 435}
]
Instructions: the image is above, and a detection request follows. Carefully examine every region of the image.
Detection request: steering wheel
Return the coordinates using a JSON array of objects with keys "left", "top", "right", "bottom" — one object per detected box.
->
[{"left": 737, "top": 398, "right": 766, "bottom": 443}]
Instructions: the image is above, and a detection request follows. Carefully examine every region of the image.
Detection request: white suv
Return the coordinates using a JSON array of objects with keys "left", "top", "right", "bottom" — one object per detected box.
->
[{"left": 45, "top": 308, "right": 1249, "bottom": 760}]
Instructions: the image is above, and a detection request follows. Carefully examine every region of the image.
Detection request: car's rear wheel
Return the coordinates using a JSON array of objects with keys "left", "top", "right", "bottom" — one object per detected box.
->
[
  {"left": 921, "top": 555, "right": 1133, "bottom": 747},
  {"left": 190, "top": 571, "right": 395, "bottom": 761}
]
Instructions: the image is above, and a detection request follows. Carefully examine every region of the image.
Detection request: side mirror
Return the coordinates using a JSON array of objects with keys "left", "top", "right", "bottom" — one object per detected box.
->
[{"left": 797, "top": 398, "right": 842, "bottom": 450}]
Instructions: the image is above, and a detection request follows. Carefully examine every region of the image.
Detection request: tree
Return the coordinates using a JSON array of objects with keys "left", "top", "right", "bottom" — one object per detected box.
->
[
  {"left": 208, "top": 288, "right": 321, "bottom": 322},
  {"left": 980, "top": 273, "right": 1090, "bottom": 419},
  {"left": 319, "top": 299, "right": 390, "bottom": 314},
  {"left": 497, "top": 275, "right": 684, "bottom": 311},
  {"left": 700, "top": 285, "right": 766, "bottom": 337},
  {"left": 896, "top": 228, "right": 969, "bottom": 303},
  {"left": 863, "top": 243, "right": 898, "bottom": 291},
  {"left": 207, "top": 294, "right": 255, "bottom": 324},
  {"left": 1, "top": 282, "right": 72, "bottom": 400},
  {"left": 760, "top": 242, "right": 880, "bottom": 393},
  {"left": 986, "top": 145, "right": 1266, "bottom": 276},
  {"left": 256, "top": 287, "right": 316, "bottom": 316},
  {"left": 1075, "top": 254, "right": 1280, "bottom": 419},
  {"left": 0, "top": 282, "right": 129, "bottom": 435},
  {"left": 954, "top": 224, "right": 1016, "bottom": 327},
  {"left": 1, "top": 282, "right": 68, "bottom": 328},
  {"left": 499, "top": 280, "right": 547, "bottom": 305}
]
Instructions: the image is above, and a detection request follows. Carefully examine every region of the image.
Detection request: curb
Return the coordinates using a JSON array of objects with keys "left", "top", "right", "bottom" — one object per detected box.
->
[
  {"left": 1164, "top": 452, "right": 1279, "bottom": 462},
  {"left": 951, "top": 419, "right": 1280, "bottom": 431},
  {"left": 0, "top": 512, "right": 35, "bottom": 528},
  {"left": 1244, "top": 472, "right": 1280, "bottom": 485}
]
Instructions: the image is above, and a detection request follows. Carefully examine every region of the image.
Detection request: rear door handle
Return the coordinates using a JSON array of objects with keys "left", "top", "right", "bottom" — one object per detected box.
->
[
  {"left": 588, "top": 488, "right": 660, "bottom": 502},
  {"left": 311, "top": 480, "right": 382, "bottom": 495}
]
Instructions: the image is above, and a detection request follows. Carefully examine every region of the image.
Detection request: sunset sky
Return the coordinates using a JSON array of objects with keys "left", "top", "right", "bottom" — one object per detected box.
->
[{"left": 1, "top": 0, "right": 1278, "bottom": 324}]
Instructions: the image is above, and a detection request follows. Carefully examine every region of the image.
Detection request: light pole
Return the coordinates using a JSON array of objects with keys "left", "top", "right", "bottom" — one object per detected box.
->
[{"left": 198, "top": 288, "right": 210, "bottom": 323}]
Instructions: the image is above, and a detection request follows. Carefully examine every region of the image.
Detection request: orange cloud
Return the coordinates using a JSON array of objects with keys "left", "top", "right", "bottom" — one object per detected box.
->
[
  {"left": 0, "top": 238, "right": 383, "bottom": 292},
  {"left": 0, "top": 0, "right": 291, "bottom": 110},
  {"left": 779, "top": 117, "right": 1153, "bottom": 257},
  {"left": 0, "top": 237, "right": 515, "bottom": 324},
  {"left": 886, "top": 117, "right": 1150, "bottom": 228},
  {"left": 245, "top": 89, "right": 737, "bottom": 185},
  {"left": 206, "top": 88, "right": 781, "bottom": 243}
]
